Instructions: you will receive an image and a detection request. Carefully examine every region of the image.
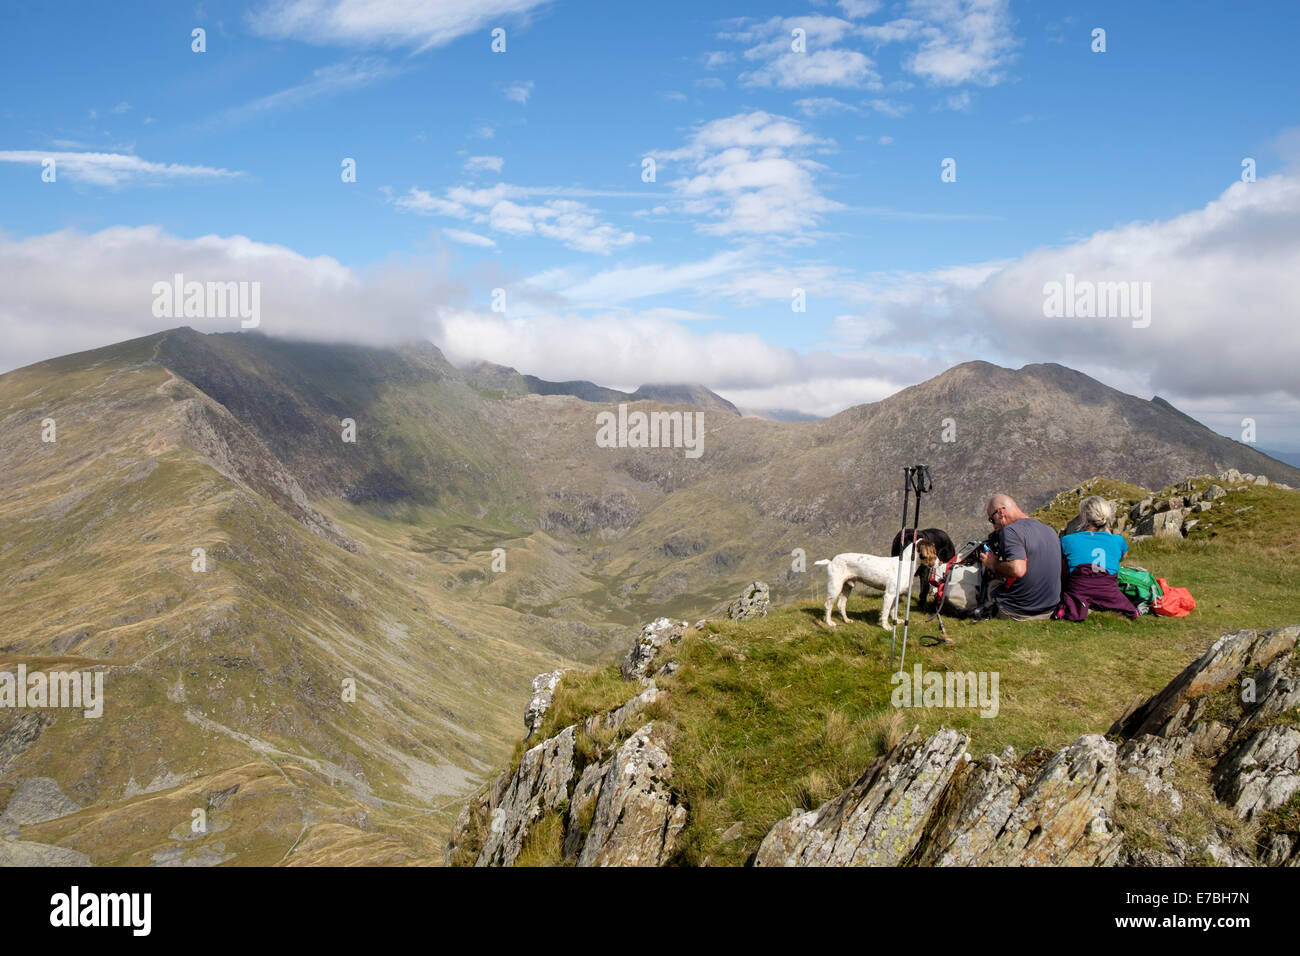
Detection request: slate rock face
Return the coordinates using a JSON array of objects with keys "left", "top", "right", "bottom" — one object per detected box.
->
[
  {"left": 475, "top": 726, "right": 577, "bottom": 867},
  {"left": 524, "top": 670, "right": 566, "bottom": 739},
  {"left": 756, "top": 730, "right": 1121, "bottom": 867},
  {"left": 755, "top": 729, "right": 969, "bottom": 866},
  {"left": 447, "top": 623, "right": 682, "bottom": 868},
  {"left": 728, "top": 581, "right": 771, "bottom": 621},
  {"left": 576, "top": 722, "right": 687, "bottom": 867},
  {"left": 621, "top": 618, "right": 688, "bottom": 681}
]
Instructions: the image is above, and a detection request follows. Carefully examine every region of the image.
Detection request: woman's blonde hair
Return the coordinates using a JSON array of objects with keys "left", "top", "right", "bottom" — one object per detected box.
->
[{"left": 1078, "top": 495, "right": 1114, "bottom": 531}]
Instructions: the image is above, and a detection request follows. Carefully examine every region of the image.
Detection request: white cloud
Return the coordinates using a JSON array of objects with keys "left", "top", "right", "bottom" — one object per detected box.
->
[
  {"left": 249, "top": 0, "right": 549, "bottom": 52},
  {"left": 651, "top": 111, "right": 841, "bottom": 240},
  {"left": 742, "top": 49, "right": 880, "bottom": 89},
  {"left": 795, "top": 96, "right": 859, "bottom": 117},
  {"left": 534, "top": 249, "right": 754, "bottom": 308},
  {"left": 866, "top": 98, "right": 912, "bottom": 117},
  {"left": 388, "top": 183, "right": 643, "bottom": 255},
  {"left": 717, "top": 4, "right": 1017, "bottom": 98},
  {"left": 939, "top": 90, "right": 973, "bottom": 111},
  {"left": 390, "top": 186, "right": 469, "bottom": 218},
  {"left": 434, "top": 306, "right": 929, "bottom": 400},
  {"left": 442, "top": 228, "right": 497, "bottom": 248},
  {"left": 464, "top": 155, "right": 504, "bottom": 173},
  {"left": 201, "top": 57, "right": 401, "bottom": 127},
  {"left": 902, "top": 0, "right": 1018, "bottom": 86},
  {"left": 850, "top": 174, "right": 1300, "bottom": 405},
  {"left": 726, "top": 16, "right": 881, "bottom": 90},
  {"left": 0, "top": 226, "right": 449, "bottom": 373},
  {"left": 502, "top": 80, "right": 534, "bottom": 104},
  {"left": 838, "top": 0, "right": 882, "bottom": 18},
  {"left": 0, "top": 151, "right": 242, "bottom": 187}
]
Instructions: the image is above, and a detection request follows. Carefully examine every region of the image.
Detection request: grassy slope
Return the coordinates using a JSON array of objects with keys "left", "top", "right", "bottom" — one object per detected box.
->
[
  {"left": 522, "top": 478, "right": 1300, "bottom": 866},
  {"left": 0, "top": 339, "right": 596, "bottom": 864}
]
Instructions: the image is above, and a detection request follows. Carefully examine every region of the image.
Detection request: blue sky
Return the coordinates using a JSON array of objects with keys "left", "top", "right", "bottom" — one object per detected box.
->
[{"left": 2, "top": 0, "right": 1299, "bottom": 447}]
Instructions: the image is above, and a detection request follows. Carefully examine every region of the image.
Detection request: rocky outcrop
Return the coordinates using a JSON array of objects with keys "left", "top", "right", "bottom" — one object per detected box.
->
[
  {"left": 448, "top": 619, "right": 684, "bottom": 867},
  {"left": 0, "top": 839, "right": 92, "bottom": 866},
  {"left": 756, "top": 728, "right": 968, "bottom": 866},
  {"left": 1109, "top": 626, "right": 1298, "bottom": 741},
  {"left": 728, "top": 582, "right": 770, "bottom": 620},
  {"left": 757, "top": 730, "right": 1121, "bottom": 867},
  {"left": 758, "top": 625, "right": 1298, "bottom": 867},
  {"left": 621, "top": 618, "right": 688, "bottom": 681},
  {"left": 1109, "top": 625, "right": 1300, "bottom": 864},
  {"left": 1214, "top": 726, "right": 1300, "bottom": 822},
  {"left": 0, "top": 777, "right": 80, "bottom": 828},
  {"left": 973, "top": 736, "right": 1120, "bottom": 866},
  {"left": 575, "top": 722, "right": 686, "bottom": 866},
  {"left": 475, "top": 726, "right": 577, "bottom": 867},
  {"left": 524, "top": 670, "right": 566, "bottom": 740}
]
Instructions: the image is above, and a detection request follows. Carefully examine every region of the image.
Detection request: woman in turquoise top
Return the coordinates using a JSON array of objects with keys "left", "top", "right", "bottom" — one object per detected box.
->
[{"left": 1053, "top": 496, "right": 1139, "bottom": 621}]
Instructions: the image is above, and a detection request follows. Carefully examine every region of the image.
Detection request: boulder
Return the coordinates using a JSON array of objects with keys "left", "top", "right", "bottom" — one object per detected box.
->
[
  {"left": 621, "top": 618, "right": 688, "bottom": 681},
  {"left": 728, "top": 581, "right": 771, "bottom": 620},
  {"left": 1136, "top": 509, "right": 1184, "bottom": 538},
  {"left": 1205, "top": 484, "right": 1227, "bottom": 500},
  {"left": 755, "top": 728, "right": 968, "bottom": 866},
  {"left": 524, "top": 670, "right": 566, "bottom": 739},
  {"left": 1255, "top": 475, "right": 1270, "bottom": 486},
  {"left": 476, "top": 726, "right": 577, "bottom": 867},
  {"left": 576, "top": 722, "right": 687, "bottom": 866},
  {"left": 1213, "top": 725, "right": 1300, "bottom": 822},
  {"left": 1109, "top": 627, "right": 1299, "bottom": 741},
  {"left": 1130, "top": 498, "right": 1154, "bottom": 521},
  {"left": 976, "top": 735, "right": 1122, "bottom": 866}
]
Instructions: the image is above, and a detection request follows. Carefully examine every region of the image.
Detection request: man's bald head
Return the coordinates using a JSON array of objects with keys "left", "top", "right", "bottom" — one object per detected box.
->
[
  {"left": 986, "top": 493, "right": 1024, "bottom": 530},
  {"left": 987, "top": 493, "right": 1017, "bottom": 514}
]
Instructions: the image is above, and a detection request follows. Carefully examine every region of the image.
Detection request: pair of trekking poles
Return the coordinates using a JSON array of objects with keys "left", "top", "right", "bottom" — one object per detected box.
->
[{"left": 890, "top": 464, "right": 931, "bottom": 676}]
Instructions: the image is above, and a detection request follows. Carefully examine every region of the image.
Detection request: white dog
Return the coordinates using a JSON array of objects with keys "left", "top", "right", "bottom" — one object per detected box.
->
[{"left": 814, "top": 544, "right": 915, "bottom": 629}]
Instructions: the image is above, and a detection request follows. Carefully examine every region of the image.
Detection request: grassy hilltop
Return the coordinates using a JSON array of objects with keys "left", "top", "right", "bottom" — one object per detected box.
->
[{"left": 506, "top": 477, "right": 1300, "bottom": 866}]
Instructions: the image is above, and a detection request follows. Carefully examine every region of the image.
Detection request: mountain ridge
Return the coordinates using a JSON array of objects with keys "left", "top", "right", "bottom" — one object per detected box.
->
[{"left": 3, "top": 328, "right": 1299, "bottom": 865}]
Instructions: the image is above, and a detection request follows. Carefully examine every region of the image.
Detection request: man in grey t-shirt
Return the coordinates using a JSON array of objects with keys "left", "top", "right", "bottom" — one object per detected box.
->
[{"left": 977, "top": 493, "right": 1062, "bottom": 621}]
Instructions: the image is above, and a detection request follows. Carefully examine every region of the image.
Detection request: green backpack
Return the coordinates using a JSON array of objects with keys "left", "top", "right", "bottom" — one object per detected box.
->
[{"left": 1117, "top": 567, "right": 1163, "bottom": 605}]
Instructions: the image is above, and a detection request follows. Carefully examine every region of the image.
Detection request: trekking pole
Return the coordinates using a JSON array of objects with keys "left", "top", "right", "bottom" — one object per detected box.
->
[
  {"left": 892, "top": 465, "right": 932, "bottom": 675},
  {"left": 888, "top": 467, "right": 913, "bottom": 669}
]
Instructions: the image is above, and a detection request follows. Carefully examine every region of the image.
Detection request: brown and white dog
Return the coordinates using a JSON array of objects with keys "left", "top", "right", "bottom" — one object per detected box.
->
[
  {"left": 916, "top": 540, "right": 982, "bottom": 615},
  {"left": 814, "top": 543, "right": 915, "bottom": 629},
  {"left": 890, "top": 528, "right": 956, "bottom": 607}
]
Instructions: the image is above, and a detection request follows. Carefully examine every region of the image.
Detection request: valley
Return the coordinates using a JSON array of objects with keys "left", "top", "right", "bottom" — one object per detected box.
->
[{"left": 1, "top": 326, "right": 1296, "bottom": 865}]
